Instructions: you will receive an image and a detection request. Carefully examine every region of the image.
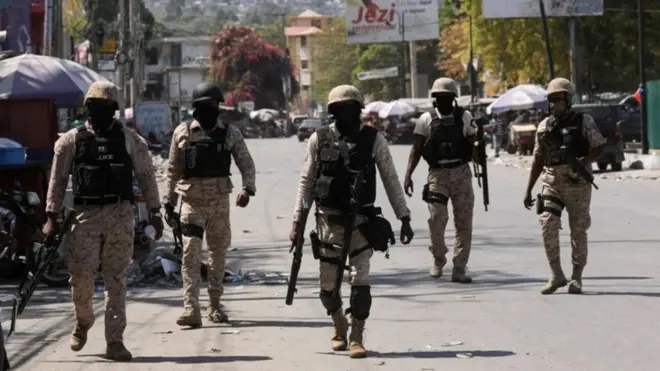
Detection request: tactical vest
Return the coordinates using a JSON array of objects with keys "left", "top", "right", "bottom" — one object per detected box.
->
[
  {"left": 422, "top": 107, "right": 471, "bottom": 167},
  {"left": 545, "top": 112, "right": 590, "bottom": 166},
  {"left": 72, "top": 123, "right": 134, "bottom": 205},
  {"left": 314, "top": 125, "right": 378, "bottom": 212},
  {"left": 181, "top": 122, "right": 232, "bottom": 179}
]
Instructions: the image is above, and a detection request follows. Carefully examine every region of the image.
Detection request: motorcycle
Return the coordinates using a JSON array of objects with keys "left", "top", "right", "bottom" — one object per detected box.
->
[{"left": 0, "top": 182, "right": 70, "bottom": 287}]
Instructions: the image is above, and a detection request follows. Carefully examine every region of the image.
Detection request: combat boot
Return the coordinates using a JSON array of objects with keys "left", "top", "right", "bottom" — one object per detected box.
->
[
  {"left": 568, "top": 264, "right": 584, "bottom": 294},
  {"left": 429, "top": 253, "right": 446, "bottom": 278},
  {"left": 451, "top": 267, "right": 472, "bottom": 283},
  {"left": 176, "top": 307, "right": 202, "bottom": 328},
  {"left": 348, "top": 318, "right": 367, "bottom": 359},
  {"left": 330, "top": 310, "right": 349, "bottom": 351},
  {"left": 105, "top": 342, "right": 133, "bottom": 361},
  {"left": 69, "top": 322, "right": 92, "bottom": 352},
  {"left": 540, "top": 262, "right": 568, "bottom": 295},
  {"left": 207, "top": 299, "right": 229, "bottom": 323}
]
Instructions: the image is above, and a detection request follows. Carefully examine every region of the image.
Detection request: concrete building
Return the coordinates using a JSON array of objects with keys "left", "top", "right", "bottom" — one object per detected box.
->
[
  {"left": 285, "top": 9, "right": 327, "bottom": 116},
  {"left": 144, "top": 36, "right": 212, "bottom": 109}
]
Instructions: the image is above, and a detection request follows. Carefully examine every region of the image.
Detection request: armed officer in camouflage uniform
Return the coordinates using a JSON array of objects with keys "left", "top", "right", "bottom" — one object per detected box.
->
[
  {"left": 44, "top": 80, "right": 163, "bottom": 361},
  {"left": 164, "top": 82, "right": 256, "bottom": 327},
  {"left": 290, "top": 85, "right": 414, "bottom": 359},
  {"left": 403, "top": 77, "right": 476, "bottom": 283},
  {"left": 524, "top": 78, "right": 605, "bottom": 295}
]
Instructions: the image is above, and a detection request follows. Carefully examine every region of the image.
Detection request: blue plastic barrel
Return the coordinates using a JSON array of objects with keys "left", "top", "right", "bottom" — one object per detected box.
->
[{"left": 0, "top": 148, "right": 27, "bottom": 166}]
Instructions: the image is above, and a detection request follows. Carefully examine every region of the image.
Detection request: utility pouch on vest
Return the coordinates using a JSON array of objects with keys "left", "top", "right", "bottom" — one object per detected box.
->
[
  {"left": 536, "top": 193, "right": 543, "bottom": 215},
  {"left": 310, "top": 230, "right": 322, "bottom": 260},
  {"left": 314, "top": 176, "right": 334, "bottom": 200}
]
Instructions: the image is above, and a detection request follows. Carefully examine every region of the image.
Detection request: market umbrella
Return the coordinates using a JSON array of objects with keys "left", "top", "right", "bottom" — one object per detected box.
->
[
  {"left": 363, "top": 100, "right": 387, "bottom": 114},
  {"left": 249, "top": 108, "right": 278, "bottom": 121},
  {"left": 0, "top": 54, "right": 107, "bottom": 107},
  {"left": 378, "top": 100, "right": 416, "bottom": 119},
  {"left": 486, "top": 84, "right": 547, "bottom": 114}
]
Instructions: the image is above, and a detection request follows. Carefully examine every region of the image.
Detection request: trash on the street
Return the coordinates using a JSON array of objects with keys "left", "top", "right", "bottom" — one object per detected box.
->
[
  {"left": 441, "top": 341, "right": 464, "bottom": 347},
  {"left": 456, "top": 352, "right": 473, "bottom": 358},
  {"left": 221, "top": 330, "right": 240, "bottom": 334},
  {"left": 224, "top": 269, "right": 288, "bottom": 285}
]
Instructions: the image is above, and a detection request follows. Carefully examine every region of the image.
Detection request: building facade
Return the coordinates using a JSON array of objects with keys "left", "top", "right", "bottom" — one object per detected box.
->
[
  {"left": 285, "top": 9, "right": 327, "bottom": 116},
  {"left": 144, "top": 36, "right": 211, "bottom": 109}
]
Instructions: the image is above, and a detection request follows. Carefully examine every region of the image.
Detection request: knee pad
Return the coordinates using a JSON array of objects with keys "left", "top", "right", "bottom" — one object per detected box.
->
[
  {"left": 348, "top": 285, "right": 371, "bottom": 320},
  {"left": 319, "top": 290, "right": 342, "bottom": 315}
]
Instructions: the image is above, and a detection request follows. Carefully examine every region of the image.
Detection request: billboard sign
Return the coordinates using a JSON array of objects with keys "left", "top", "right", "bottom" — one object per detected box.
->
[
  {"left": 345, "top": 0, "right": 439, "bottom": 44},
  {"left": 356, "top": 66, "right": 399, "bottom": 80},
  {"left": 481, "top": 0, "right": 603, "bottom": 19}
]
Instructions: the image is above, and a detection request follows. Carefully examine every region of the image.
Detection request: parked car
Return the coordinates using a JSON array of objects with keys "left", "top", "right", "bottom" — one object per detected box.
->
[
  {"left": 297, "top": 119, "right": 325, "bottom": 142},
  {"left": 571, "top": 104, "right": 624, "bottom": 171},
  {"left": 616, "top": 104, "right": 641, "bottom": 143}
]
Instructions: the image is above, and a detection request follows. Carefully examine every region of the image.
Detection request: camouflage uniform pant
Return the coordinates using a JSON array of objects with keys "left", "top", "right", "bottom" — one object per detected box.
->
[
  {"left": 67, "top": 202, "right": 134, "bottom": 343},
  {"left": 316, "top": 214, "right": 373, "bottom": 292},
  {"left": 180, "top": 195, "right": 231, "bottom": 310},
  {"left": 427, "top": 164, "right": 474, "bottom": 268},
  {"left": 539, "top": 184, "right": 591, "bottom": 267}
]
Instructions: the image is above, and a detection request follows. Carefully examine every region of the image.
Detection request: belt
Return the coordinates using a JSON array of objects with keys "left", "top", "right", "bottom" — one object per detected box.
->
[
  {"left": 73, "top": 195, "right": 129, "bottom": 206},
  {"left": 430, "top": 160, "right": 467, "bottom": 170}
]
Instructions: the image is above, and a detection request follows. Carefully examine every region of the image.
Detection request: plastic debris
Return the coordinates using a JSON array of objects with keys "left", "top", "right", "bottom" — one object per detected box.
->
[
  {"left": 456, "top": 352, "right": 473, "bottom": 359},
  {"left": 441, "top": 341, "right": 464, "bottom": 347},
  {"left": 221, "top": 330, "right": 240, "bottom": 334}
]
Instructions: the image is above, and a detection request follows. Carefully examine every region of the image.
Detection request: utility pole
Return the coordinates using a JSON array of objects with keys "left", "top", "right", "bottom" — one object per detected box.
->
[
  {"left": 399, "top": 12, "right": 406, "bottom": 98},
  {"left": 638, "top": 0, "right": 649, "bottom": 154},
  {"left": 569, "top": 16, "right": 579, "bottom": 102},
  {"left": 117, "top": 0, "right": 126, "bottom": 117},
  {"left": 539, "top": 0, "right": 555, "bottom": 80},
  {"left": 129, "top": 0, "right": 138, "bottom": 108},
  {"left": 468, "top": 1, "right": 476, "bottom": 103},
  {"left": 409, "top": 40, "right": 417, "bottom": 98},
  {"left": 43, "top": 0, "right": 52, "bottom": 56}
]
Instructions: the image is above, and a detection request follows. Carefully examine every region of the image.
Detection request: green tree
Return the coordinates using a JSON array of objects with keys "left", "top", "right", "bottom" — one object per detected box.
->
[
  {"left": 257, "top": 22, "right": 286, "bottom": 49},
  {"left": 353, "top": 44, "right": 401, "bottom": 101},
  {"left": 310, "top": 18, "right": 359, "bottom": 105}
]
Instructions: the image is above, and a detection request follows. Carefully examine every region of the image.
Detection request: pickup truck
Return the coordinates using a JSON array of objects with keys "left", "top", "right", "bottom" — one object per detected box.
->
[{"left": 571, "top": 104, "right": 624, "bottom": 172}]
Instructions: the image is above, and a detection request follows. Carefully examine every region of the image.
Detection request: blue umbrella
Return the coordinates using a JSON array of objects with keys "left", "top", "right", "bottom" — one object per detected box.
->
[
  {"left": 486, "top": 85, "right": 548, "bottom": 114},
  {"left": 0, "top": 54, "right": 107, "bottom": 107}
]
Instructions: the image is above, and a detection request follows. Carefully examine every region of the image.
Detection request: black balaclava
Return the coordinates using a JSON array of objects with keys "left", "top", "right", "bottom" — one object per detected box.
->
[
  {"left": 87, "top": 99, "right": 117, "bottom": 133},
  {"left": 432, "top": 93, "right": 457, "bottom": 115},
  {"left": 548, "top": 92, "right": 570, "bottom": 118},
  {"left": 329, "top": 101, "right": 361, "bottom": 137},
  {"left": 193, "top": 100, "right": 221, "bottom": 131}
]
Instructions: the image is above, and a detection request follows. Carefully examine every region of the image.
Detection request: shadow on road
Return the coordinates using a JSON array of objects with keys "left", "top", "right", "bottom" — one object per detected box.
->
[
  {"left": 232, "top": 319, "right": 329, "bottom": 328},
  {"left": 318, "top": 349, "right": 516, "bottom": 358},
  {"left": 47, "top": 354, "right": 272, "bottom": 364}
]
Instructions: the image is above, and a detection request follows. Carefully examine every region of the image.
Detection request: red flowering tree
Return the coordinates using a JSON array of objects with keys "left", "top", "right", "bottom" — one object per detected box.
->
[{"left": 209, "top": 25, "right": 299, "bottom": 110}]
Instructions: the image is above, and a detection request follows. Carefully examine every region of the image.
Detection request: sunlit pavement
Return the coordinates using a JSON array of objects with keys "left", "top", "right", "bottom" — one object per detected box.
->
[{"left": 2, "top": 137, "right": 660, "bottom": 371}]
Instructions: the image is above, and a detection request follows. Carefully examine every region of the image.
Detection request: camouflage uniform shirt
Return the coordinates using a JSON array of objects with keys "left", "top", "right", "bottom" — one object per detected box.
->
[
  {"left": 533, "top": 113, "right": 607, "bottom": 186},
  {"left": 165, "top": 119, "right": 256, "bottom": 205},
  {"left": 293, "top": 123, "right": 410, "bottom": 222},
  {"left": 46, "top": 121, "right": 161, "bottom": 213}
]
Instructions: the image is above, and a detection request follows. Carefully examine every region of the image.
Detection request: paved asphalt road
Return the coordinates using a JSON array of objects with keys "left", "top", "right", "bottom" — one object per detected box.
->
[{"left": 2, "top": 138, "right": 660, "bottom": 371}]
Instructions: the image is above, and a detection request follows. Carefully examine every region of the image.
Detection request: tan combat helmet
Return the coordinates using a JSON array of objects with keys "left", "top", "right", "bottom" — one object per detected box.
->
[
  {"left": 547, "top": 77, "right": 576, "bottom": 96},
  {"left": 84, "top": 80, "right": 119, "bottom": 104},
  {"left": 327, "top": 85, "right": 365, "bottom": 108},
  {"left": 431, "top": 77, "right": 459, "bottom": 96}
]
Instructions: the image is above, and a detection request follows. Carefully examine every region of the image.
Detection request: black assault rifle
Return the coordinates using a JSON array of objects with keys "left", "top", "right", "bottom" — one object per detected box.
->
[
  {"left": 285, "top": 200, "right": 312, "bottom": 305},
  {"left": 472, "top": 117, "right": 490, "bottom": 211},
  {"left": 12, "top": 209, "right": 76, "bottom": 327},
  {"left": 540, "top": 132, "right": 598, "bottom": 189},
  {"left": 165, "top": 203, "right": 208, "bottom": 279},
  {"left": 332, "top": 169, "right": 365, "bottom": 300}
]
